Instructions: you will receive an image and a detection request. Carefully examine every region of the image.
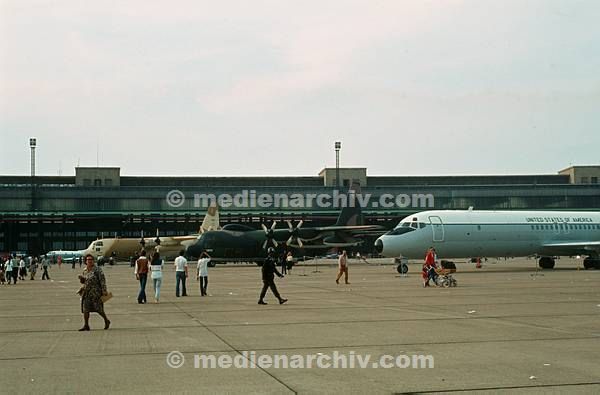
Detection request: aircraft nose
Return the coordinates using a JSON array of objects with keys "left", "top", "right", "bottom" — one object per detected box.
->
[
  {"left": 374, "top": 238, "right": 383, "bottom": 254},
  {"left": 187, "top": 239, "right": 202, "bottom": 257}
]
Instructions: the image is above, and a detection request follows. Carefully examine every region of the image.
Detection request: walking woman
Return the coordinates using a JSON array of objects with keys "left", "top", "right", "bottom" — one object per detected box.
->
[
  {"left": 78, "top": 254, "right": 110, "bottom": 331},
  {"left": 422, "top": 247, "right": 436, "bottom": 287},
  {"left": 134, "top": 250, "right": 149, "bottom": 304},
  {"left": 150, "top": 252, "right": 163, "bottom": 303}
]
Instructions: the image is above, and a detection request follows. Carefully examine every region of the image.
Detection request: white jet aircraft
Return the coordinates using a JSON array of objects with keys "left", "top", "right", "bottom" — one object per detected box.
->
[{"left": 374, "top": 209, "right": 600, "bottom": 269}]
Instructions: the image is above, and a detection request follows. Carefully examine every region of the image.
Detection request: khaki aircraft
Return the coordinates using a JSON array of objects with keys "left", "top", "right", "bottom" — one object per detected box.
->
[{"left": 83, "top": 204, "right": 219, "bottom": 261}]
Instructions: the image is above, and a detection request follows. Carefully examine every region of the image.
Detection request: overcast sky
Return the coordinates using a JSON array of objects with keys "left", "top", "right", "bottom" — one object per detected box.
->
[{"left": 1, "top": 0, "right": 599, "bottom": 177}]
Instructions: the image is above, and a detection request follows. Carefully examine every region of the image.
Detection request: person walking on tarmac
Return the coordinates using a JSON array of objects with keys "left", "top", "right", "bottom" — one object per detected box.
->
[
  {"left": 335, "top": 250, "right": 350, "bottom": 284},
  {"left": 258, "top": 247, "right": 287, "bottom": 305},
  {"left": 422, "top": 247, "right": 437, "bottom": 287},
  {"left": 41, "top": 255, "right": 50, "bottom": 280}
]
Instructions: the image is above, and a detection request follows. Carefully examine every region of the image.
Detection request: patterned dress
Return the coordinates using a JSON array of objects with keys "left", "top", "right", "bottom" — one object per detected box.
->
[{"left": 80, "top": 265, "right": 107, "bottom": 314}]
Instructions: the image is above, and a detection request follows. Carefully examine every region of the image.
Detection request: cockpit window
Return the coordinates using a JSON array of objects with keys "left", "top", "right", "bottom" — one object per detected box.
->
[
  {"left": 401, "top": 222, "right": 410, "bottom": 227},
  {"left": 386, "top": 227, "right": 416, "bottom": 236},
  {"left": 95, "top": 241, "right": 103, "bottom": 247},
  {"left": 419, "top": 222, "right": 426, "bottom": 229},
  {"left": 410, "top": 222, "right": 418, "bottom": 229}
]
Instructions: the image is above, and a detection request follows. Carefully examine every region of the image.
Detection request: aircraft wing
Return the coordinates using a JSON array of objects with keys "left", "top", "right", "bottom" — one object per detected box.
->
[
  {"left": 542, "top": 241, "right": 600, "bottom": 251},
  {"left": 172, "top": 235, "right": 198, "bottom": 241},
  {"left": 312, "top": 225, "right": 384, "bottom": 233},
  {"left": 287, "top": 225, "right": 385, "bottom": 249},
  {"left": 145, "top": 235, "right": 197, "bottom": 248}
]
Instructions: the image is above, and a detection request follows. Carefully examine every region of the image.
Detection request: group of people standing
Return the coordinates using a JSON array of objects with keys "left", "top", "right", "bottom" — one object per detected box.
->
[
  {"left": 133, "top": 250, "right": 165, "bottom": 304},
  {"left": 0, "top": 255, "right": 51, "bottom": 284},
  {"left": 278, "top": 251, "right": 294, "bottom": 275},
  {"left": 133, "top": 249, "right": 213, "bottom": 303}
]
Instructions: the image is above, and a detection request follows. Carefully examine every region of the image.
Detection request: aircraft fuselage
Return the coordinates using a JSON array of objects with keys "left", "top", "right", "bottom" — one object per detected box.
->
[{"left": 375, "top": 210, "right": 600, "bottom": 260}]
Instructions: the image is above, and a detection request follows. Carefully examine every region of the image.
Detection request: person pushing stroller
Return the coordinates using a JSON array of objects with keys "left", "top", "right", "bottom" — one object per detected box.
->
[{"left": 422, "top": 247, "right": 438, "bottom": 287}]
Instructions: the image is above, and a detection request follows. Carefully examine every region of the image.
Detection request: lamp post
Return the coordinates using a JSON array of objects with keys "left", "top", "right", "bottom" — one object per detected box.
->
[
  {"left": 334, "top": 141, "right": 341, "bottom": 189},
  {"left": 29, "top": 138, "right": 38, "bottom": 255},
  {"left": 29, "top": 138, "right": 37, "bottom": 210},
  {"left": 30, "top": 138, "right": 36, "bottom": 178}
]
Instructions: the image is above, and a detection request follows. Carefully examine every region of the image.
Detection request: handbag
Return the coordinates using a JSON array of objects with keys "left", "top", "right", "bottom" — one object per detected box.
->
[
  {"left": 101, "top": 292, "right": 113, "bottom": 303},
  {"left": 93, "top": 267, "right": 112, "bottom": 303}
]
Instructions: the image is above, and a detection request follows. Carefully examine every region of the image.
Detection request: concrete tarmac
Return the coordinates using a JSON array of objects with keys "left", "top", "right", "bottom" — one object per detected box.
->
[{"left": 1, "top": 258, "right": 599, "bottom": 394}]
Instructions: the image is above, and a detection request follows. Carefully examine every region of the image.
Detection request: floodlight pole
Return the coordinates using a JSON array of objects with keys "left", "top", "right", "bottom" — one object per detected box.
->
[
  {"left": 29, "top": 137, "right": 39, "bottom": 256},
  {"left": 334, "top": 141, "right": 341, "bottom": 189},
  {"left": 29, "top": 138, "right": 37, "bottom": 211}
]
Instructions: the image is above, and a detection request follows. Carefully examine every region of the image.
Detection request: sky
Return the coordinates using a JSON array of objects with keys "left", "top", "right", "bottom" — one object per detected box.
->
[{"left": 1, "top": 0, "right": 599, "bottom": 177}]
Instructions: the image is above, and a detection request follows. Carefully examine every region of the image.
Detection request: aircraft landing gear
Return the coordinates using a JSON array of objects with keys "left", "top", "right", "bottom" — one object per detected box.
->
[
  {"left": 394, "top": 257, "right": 408, "bottom": 275},
  {"left": 396, "top": 263, "right": 408, "bottom": 274},
  {"left": 583, "top": 257, "right": 600, "bottom": 270},
  {"left": 538, "top": 256, "right": 555, "bottom": 269}
]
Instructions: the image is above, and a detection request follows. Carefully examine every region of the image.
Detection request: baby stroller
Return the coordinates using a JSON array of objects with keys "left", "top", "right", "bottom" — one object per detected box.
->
[{"left": 432, "top": 268, "right": 457, "bottom": 288}]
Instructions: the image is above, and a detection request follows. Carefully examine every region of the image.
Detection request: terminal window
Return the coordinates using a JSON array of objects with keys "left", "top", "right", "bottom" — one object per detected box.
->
[
  {"left": 592, "top": 177, "right": 598, "bottom": 184},
  {"left": 580, "top": 177, "right": 588, "bottom": 184}
]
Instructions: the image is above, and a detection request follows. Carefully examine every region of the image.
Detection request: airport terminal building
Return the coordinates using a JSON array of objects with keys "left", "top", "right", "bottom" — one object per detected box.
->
[{"left": 1, "top": 165, "right": 599, "bottom": 255}]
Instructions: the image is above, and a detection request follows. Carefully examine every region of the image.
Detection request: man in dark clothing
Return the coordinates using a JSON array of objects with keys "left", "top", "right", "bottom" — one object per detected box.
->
[
  {"left": 258, "top": 248, "right": 287, "bottom": 305},
  {"left": 278, "top": 251, "right": 287, "bottom": 275}
]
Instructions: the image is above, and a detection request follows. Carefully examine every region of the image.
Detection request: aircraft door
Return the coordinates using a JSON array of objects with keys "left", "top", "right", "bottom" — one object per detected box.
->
[{"left": 429, "top": 216, "right": 445, "bottom": 242}]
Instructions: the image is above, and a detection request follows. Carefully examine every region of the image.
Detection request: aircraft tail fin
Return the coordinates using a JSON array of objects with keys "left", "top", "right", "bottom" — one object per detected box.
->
[
  {"left": 334, "top": 182, "right": 364, "bottom": 226},
  {"left": 200, "top": 203, "right": 220, "bottom": 232}
]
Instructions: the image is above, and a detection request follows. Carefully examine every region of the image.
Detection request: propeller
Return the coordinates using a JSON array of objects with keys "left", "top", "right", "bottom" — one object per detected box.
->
[
  {"left": 286, "top": 220, "right": 304, "bottom": 247},
  {"left": 261, "top": 221, "right": 278, "bottom": 249}
]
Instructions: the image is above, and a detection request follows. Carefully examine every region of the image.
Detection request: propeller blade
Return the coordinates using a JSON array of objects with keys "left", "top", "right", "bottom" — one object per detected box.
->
[
  {"left": 272, "top": 239, "right": 278, "bottom": 247},
  {"left": 270, "top": 221, "right": 278, "bottom": 230},
  {"left": 286, "top": 220, "right": 293, "bottom": 230},
  {"left": 261, "top": 224, "right": 268, "bottom": 233},
  {"left": 297, "top": 220, "right": 303, "bottom": 228},
  {"left": 262, "top": 240, "right": 268, "bottom": 250},
  {"left": 297, "top": 239, "right": 303, "bottom": 247},
  {"left": 287, "top": 236, "right": 294, "bottom": 245}
]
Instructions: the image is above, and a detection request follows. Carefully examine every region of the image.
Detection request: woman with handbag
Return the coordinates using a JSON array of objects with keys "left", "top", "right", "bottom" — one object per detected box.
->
[{"left": 78, "top": 254, "right": 111, "bottom": 331}]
